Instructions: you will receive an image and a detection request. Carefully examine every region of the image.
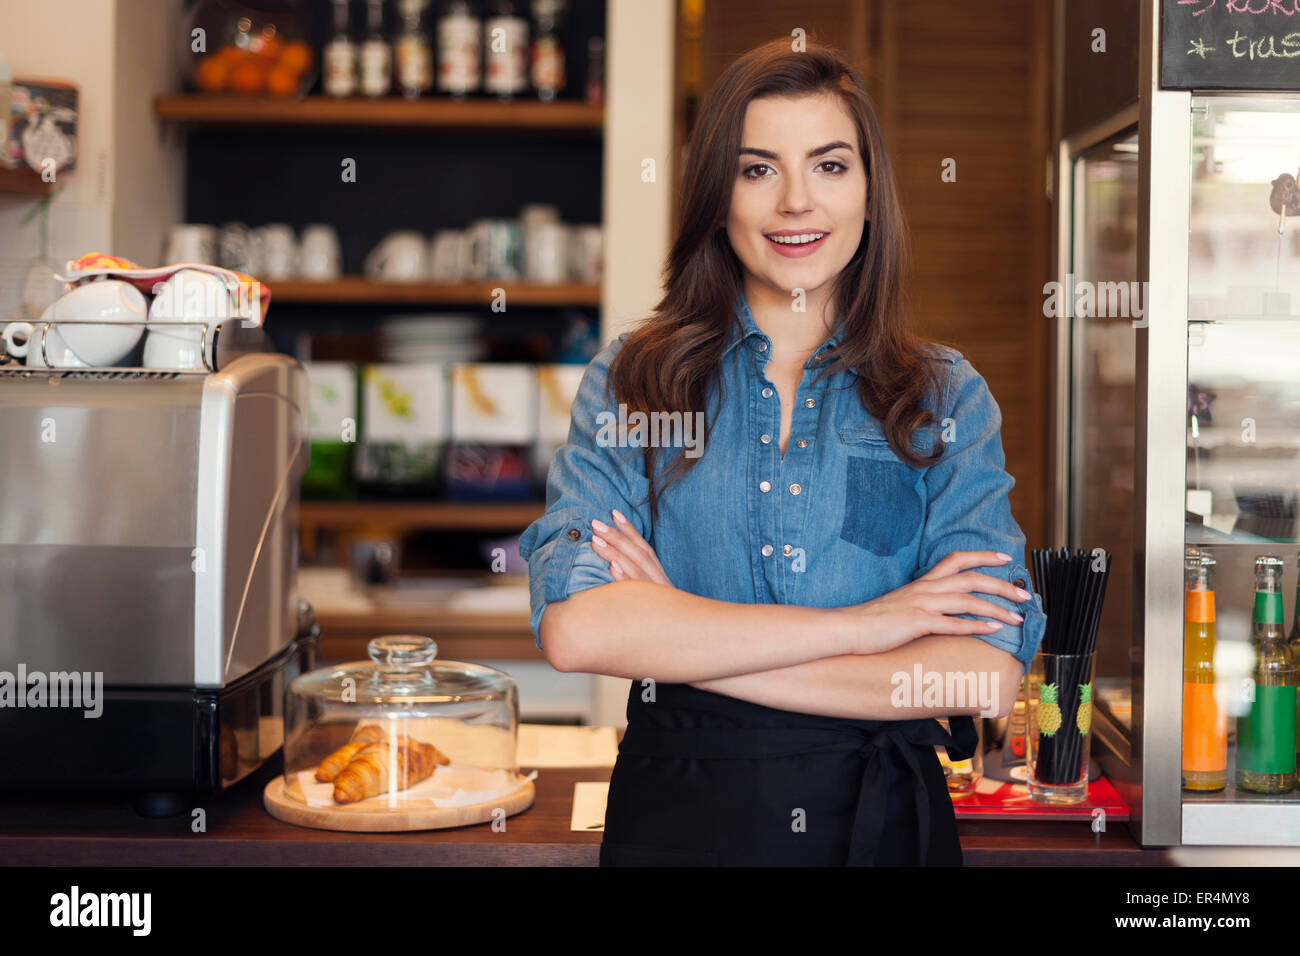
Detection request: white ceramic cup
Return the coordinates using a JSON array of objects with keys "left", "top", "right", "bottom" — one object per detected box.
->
[
  {"left": 569, "top": 224, "right": 602, "bottom": 283},
  {"left": 429, "top": 229, "right": 469, "bottom": 281},
  {"left": 40, "top": 280, "right": 148, "bottom": 367},
  {"left": 525, "top": 220, "right": 569, "bottom": 283},
  {"left": 258, "top": 223, "right": 298, "bottom": 280},
  {"left": 143, "top": 326, "right": 208, "bottom": 370},
  {"left": 150, "top": 269, "right": 232, "bottom": 322},
  {"left": 164, "top": 224, "right": 217, "bottom": 265},
  {"left": 3, "top": 320, "right": 89, "bottom": 368},
  {"left": 364, "top": 230, "right": 428, "bottom": 282},
  {"left": 299, "top": 224, "right": 342, "bottom": 280}
]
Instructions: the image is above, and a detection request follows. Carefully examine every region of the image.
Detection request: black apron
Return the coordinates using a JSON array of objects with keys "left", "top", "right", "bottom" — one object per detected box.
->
[{"left": 599, "top": 681, "right": 978, "bottom": 866}]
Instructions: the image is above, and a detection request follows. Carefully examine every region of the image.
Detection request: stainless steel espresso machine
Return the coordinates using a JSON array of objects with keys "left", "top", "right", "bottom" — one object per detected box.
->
[{"left": 0, "top": 338, "right": 318, "bottom": 812}]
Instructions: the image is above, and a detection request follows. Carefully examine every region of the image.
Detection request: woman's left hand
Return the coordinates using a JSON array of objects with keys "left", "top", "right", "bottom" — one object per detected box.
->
[{"left": 589, "top": 509, "right": 674, "bottom": 587}]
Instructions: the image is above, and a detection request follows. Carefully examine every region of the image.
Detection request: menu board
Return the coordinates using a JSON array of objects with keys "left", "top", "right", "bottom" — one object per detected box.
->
[{"left": 1162, "top": 0, "right": 1300, "bottom": 90}]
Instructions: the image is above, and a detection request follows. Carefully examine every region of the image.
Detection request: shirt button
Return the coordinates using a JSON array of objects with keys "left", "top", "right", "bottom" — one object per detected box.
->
[
  {"left": 760, "top": 433, "right": 772, "bottom": 444},
  {"left": 762, "top": 387, "right": 773, "bottom": 399},
  {"left": 757, "top": 340, "right": 768, "bottom": 352},
  {"left": 761, "top": 544, "right": 774, "bottom": 557},
  {"left": 759, "top": 480, "right": 771, "bottom": 492},
  {"left": 789, "top": 483, "right": 802, "bottom": 495},
  {"left": 796, "top": 439, "right": 809, "bottom": 448},
  {"left": 1013, "top": 577, "right": 1027, "bottom": 590},
  {"left": 567, "top": 528, "right": 581, "bottom": 541},
  {"left": 782, "top": 544, "right": 794, "bottom": 557},
  {"left": 804, "top": 397, "right": 816, "bottom": 408}
]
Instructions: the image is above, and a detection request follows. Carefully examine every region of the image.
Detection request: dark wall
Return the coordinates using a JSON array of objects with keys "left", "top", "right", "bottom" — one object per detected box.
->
[{"left": 1063, "top": 0, "right": 1141, "bottom": 138}]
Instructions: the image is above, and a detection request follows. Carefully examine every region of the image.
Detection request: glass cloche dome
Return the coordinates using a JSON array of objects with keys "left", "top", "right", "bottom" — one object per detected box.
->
[{"left": 276, "top": 635, "right": 529, "bottom": 822}]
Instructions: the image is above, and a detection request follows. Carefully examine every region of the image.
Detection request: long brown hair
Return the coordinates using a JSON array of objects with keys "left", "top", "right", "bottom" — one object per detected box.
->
[{"left": 609, "top": 36, "right": 956, "bottom": 524}]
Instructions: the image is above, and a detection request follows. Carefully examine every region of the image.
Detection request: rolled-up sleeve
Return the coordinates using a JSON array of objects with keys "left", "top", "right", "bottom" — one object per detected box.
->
[
  {"left": 518, "top": 336, "right": 652, "bottom": 653},
  {"left": 912, "top": 356, "right": 1047, "bottom": 674}
]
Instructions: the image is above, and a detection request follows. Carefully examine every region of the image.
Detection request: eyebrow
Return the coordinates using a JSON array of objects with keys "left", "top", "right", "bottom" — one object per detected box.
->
[{"left": 738, "top": 141, "right": 854, "bottom": 160}]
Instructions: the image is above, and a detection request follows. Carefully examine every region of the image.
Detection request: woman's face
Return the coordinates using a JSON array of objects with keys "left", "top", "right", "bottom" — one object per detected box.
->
[{"left": 725, "top": 92, "right": 867, "bottom": 313}]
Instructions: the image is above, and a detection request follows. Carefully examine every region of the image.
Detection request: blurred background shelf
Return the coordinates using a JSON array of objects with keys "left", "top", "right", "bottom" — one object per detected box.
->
[
  {"left": 153, "top": 94, "right": 604, "bottom": 133},
  {"left": 0, "top": 166, "right": 54, "bottom": 197},
  {"left": 272, "top": 277, "right": 600, "bottom": 307},
  {"left": 299, "top": 500, "right": 544, "bottom": 532}
]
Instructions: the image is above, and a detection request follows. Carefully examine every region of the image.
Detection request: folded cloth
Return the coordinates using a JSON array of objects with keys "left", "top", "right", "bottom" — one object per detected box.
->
[{"left": 55, "top": 252, "right": 272, "bottom": 326}]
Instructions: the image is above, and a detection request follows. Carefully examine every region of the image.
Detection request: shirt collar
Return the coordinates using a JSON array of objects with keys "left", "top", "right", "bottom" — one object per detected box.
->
[{"left": 723, "top": 282, "right": 856, "bottom": 375}]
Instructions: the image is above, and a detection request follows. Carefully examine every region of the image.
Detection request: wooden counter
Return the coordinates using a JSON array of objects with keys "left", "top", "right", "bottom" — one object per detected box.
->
[{"left": 0, "top": 760, "right": 1167, "bottom": 866}]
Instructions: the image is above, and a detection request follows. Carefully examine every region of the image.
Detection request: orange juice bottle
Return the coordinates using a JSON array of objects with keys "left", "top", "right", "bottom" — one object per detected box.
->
[{"left": 1183, "top": 547, "right": 1226, "bottom": 791}]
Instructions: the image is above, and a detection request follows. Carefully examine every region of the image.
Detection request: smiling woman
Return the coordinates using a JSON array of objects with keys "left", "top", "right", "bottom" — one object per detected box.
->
[{"left": 518, "top": 36, "right": 1046, "bottom": 868}]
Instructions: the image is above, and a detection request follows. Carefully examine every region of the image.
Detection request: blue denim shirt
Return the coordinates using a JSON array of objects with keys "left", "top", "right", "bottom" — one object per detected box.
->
[{"left": 519, "top": 286, "right": 1047, "bottom": 674}]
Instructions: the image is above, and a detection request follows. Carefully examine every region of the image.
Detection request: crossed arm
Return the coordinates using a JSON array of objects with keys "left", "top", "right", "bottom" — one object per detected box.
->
[{"left": 539, "top": 510, "right": 1025, "bottom": 721}]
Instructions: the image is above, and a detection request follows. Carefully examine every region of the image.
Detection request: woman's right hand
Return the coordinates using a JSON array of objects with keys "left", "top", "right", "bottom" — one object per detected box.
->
[{"left": 836, "top": 551, "right": 1031, "bottom": 655}]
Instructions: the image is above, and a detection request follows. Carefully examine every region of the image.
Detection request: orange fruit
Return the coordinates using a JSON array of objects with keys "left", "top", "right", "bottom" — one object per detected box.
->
[
  {"left": 229, "top": 60, "right": 267, "bottom": 95},
  {"left": 279, "top": 41, "right": 314, "bottom": 75},
  {"left": 216, "top": 44, "right": 247, "bottom": 66},
  {"left": 266, "top": 65, "right": 300, "bottom": 98},
  {"left": 194, "top": 55, "right": 229, "bottom": 93}
]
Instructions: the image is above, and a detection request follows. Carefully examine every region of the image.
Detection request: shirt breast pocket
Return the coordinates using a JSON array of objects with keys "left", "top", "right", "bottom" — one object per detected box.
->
[{"left": 837, "top": 424, "right": 926, "bottom": 558}]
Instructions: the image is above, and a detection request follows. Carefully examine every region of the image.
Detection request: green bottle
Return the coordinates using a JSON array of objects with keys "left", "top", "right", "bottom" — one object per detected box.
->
[{"left": 1236, "top": 555, "right": 1297, "bottom": 794}]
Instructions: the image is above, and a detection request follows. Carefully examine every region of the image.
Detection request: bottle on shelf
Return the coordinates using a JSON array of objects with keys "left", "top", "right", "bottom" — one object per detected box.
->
[
  {"left": 437, "top": 0, "right": 482, "bottom": 98},
  {"left": 585, "top": 35, "right": 603, "bottom": 105},
  {"left": 484, "top": 0, "right": 529, "bottom": 100},
  {"left": 1183, "top": 547, "right": 1226, "bottom": 792},
  {"left": 395, "top": 0, "right": 433, "bottom": 99},
  {"left": 323, "top": 0, "right": 358, "bottom": 98},
  {"left": 360, "top": 0, "right": 393, "bottom": 98},
  {"left": 1236, "top": 554, "right": 1297, "bottom": 794},
  {"left": 1287, "top": 551, "right": 1300, "bottom": 765},
  {"left": 529, "top": 0, "right": 566, "bottom": 102}
]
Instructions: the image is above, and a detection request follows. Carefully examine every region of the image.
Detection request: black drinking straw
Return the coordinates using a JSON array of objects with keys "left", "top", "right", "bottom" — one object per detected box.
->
[{"left": 1029, "top": 547, "right": 1112, "bottom": 786}]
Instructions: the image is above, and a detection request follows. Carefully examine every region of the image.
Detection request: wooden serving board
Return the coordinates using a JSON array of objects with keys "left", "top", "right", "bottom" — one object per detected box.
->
[{"left": 263, "top": 772, "right": 535, "bottom": 832}]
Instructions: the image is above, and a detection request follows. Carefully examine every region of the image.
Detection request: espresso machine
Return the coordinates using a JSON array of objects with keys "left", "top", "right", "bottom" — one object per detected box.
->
[{"left": 0, "top": 335, "right": 317, "bottom": 812}]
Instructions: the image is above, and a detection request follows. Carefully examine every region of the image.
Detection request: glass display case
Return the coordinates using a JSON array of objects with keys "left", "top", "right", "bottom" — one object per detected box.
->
[{"left": 1056, "top": 1, "right": 1300, "bottom": 846}]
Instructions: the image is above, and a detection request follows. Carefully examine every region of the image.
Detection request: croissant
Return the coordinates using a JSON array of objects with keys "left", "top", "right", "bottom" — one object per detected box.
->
[
  {"left": 332, "top": 736, "right": 451, "bottom": 804},
  {"left": 315, "top": 723, "right": 387, "bottom": 782}
]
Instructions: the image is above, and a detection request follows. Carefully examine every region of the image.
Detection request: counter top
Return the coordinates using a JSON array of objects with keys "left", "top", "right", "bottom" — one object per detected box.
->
[{"left": 0, "top": 762, "right": 1167, "bottom": 866}]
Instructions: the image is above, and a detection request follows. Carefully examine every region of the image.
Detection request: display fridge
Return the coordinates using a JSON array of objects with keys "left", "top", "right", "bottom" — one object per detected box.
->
[{"left": 1054, "top": 0, "right": 1300, "bottom": 846}]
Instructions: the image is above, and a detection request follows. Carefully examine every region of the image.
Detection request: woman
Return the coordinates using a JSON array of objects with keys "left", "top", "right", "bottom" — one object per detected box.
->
[{"left": 519, "top": 37, "right": 1046, "bottom": 866}]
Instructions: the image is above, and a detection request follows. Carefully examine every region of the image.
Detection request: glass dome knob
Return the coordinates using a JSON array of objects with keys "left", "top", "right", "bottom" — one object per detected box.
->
[{"left": 368, "top": 635, "right": 438, "bottom": 669}]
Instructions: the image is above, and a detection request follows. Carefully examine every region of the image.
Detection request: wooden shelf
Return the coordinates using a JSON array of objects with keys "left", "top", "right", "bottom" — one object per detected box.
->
[
  {"left": 154, "top": 94, "right": 604, "bottom": 133},
  {"left": 271, "top": 277, "right": 600, "bottom": 308},
  {"left": 0, "top": 166, "right": 54, "bottom": 197},
  {"left": 299, "top": 500, "right": 544, "bottom": 532}
]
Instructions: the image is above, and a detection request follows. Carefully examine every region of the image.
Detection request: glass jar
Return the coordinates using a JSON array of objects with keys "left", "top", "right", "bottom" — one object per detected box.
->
[
  {"left": 282, "top": 635, "right": 522, "bottom": 810},
  {"left": 184, "top": 0, "right": 316, "bottom": 99}
]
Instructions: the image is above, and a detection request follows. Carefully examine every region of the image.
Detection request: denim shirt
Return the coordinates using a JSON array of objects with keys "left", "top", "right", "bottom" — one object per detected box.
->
[{"left": 519, "top": 286, "right": 1047, "bottom": 674}]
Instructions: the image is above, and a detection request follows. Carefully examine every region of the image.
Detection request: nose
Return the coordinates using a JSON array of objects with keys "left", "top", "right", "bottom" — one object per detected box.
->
[{"left": 780, "top": 169, "right": 814, "bottom": 216}]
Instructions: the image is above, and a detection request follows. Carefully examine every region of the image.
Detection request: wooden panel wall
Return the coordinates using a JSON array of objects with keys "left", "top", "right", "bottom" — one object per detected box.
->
[{"left": 675, "top": 0, "right": 1053, "bottom": 548}]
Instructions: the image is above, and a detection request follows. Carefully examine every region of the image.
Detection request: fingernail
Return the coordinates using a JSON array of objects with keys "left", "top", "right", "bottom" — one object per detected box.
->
[
  {"left": 986, "top": 621, "right": 1002, "bottom": 630},
  {"left": 612, "top": 509, "right": 627, "bottom": 524},
  {"left": 591, "top": 518, "right": 610, "bottom": 532},
  {"left": 1015, "top": 588, "right": 1032, "bottom": 600},
  {"left": 611, "top": 559, "right": 623, "bottom": 575},
  {"left": 996, "top": 552, "right": 1012, "bottom": 561},
  {"left": 1011, "top": 612, "right": 1024, "bottom": 622},
  {"left": 592, "top": 535, "right": 607, "bottom": 548}
]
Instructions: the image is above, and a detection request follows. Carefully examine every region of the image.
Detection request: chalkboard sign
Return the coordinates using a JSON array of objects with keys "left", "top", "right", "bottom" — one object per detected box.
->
[{"left": 1162, "top": 0, "right": 1300, "bottom": 90}]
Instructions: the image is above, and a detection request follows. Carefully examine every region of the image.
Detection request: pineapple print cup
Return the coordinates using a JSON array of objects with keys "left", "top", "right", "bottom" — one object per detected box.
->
[{"left": 1026, "top": 652, "right": 1097, "bottom": 804}]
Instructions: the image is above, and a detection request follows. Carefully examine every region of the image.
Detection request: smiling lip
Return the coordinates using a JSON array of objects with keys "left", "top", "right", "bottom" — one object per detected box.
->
[{"left": 764, "top": 230, "right": 829, "bottom": 258}]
